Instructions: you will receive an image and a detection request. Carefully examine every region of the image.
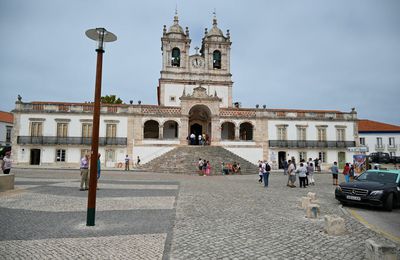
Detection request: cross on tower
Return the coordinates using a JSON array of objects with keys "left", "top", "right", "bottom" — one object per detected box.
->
[{"left": 195, "top": 46, "right": 199, "bottom": 54}]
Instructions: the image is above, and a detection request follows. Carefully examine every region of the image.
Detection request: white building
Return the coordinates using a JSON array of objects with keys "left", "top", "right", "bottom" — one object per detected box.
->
[
  {"left": 11, "top": 13, "right": 358, "bottom": 170},
  {"left": 358, "top": 119, "right": 400, "bottom": 158}
]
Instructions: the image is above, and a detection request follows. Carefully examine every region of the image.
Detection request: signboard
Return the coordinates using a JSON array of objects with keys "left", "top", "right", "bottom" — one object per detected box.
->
[
  {"left": 348, "top": 147, "right": 368, "bottom": 153},
  {"left": 353, "top": 154, "right": 367, "bottom": 176}
]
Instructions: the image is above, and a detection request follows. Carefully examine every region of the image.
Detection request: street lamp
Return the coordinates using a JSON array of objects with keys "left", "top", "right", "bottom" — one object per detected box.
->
[{"left": 85, "top": 28, "right": 117, "bottom": 226}]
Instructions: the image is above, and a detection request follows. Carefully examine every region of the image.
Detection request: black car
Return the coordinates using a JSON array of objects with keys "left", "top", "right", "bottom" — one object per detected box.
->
[
  {"left": 368, "top": 152, "right": 392, "bottom": 164},
  {"left": 335, "top": 170, "right": 400, "bottom": 211}
]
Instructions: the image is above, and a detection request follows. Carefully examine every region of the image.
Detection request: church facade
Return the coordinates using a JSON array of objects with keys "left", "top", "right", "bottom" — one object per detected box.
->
[{"left": 11, "top": 13, "right": 358, "bottom": 170}]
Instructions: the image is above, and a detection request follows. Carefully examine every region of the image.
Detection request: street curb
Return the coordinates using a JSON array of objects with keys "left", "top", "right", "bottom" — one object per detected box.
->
[{"left": 342, "top": 206, "right": 400, "bottom": 245}]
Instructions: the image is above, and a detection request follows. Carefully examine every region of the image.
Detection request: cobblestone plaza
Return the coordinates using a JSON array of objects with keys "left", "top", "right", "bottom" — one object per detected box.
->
[{"left": 0, "top": 169, "right": 399, "bottom": 259}]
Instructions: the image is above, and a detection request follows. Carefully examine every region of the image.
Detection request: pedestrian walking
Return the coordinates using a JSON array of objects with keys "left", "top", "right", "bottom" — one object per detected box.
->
[
  {"left": 136, "top": 156, "right": 141, "bottom": 166},
  {"left": 282, "top": 160, "right": 288, "bottom": 175},
  {"left": 262, "top": 160, "right": 271, "bottom": 188},
  {"left": 349, "top": 164, "right": 355, "bottom": 181},
  {"left": 1, "top": 151, "right": 12, "bottom": 174},
  {"left": 96, "top": 153, "right": 101, "bottom": 190},
  {"left": 343, "top": 163, "right": 350, "bottom": 183},
  {"left": 331, "top": 161, "right": 339, "bottom": 186},
  {"left": 296, "top": 163, "right": 307, "bottom": 188},
  {"left": 124, "top": 155, "right": 130, "bottom": 171},
  {"left": 258, "top": 160, "right": 263, "bottom": 183},
  {"left": 287, "top": 160, "right": 296, "bottom": 187},
  {"left": 307, "top": 162, "right": 315, "bottom": 185},
  {"left": 79, "top": 154, "right": 89, "bottom": 191},
  {"left": 190, "top": 133, "right": 195, "bottom": 145}
]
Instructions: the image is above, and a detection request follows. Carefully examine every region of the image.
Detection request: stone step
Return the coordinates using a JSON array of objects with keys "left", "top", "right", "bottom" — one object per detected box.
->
[{"left": 141, "top": 146, "right": 258, "bottom": 175}]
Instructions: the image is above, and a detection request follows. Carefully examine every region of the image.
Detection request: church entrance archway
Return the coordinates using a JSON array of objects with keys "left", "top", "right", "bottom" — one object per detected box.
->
[{"left": 188, "top": 104, "right": 212, "bottom": 145}]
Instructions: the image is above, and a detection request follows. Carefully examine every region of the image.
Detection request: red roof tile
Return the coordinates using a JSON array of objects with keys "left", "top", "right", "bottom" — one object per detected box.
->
[
  {"left": 358, "top": 119, "right": 400, "bottom": 132},
  {"left": 0, "top": 111, "right": 13, "bottom": 124}
]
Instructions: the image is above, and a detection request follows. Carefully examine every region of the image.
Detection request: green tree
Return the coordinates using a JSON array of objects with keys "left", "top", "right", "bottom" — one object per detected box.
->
[{"left": 100, "top": 95, "right": 123, "bottom": 104}]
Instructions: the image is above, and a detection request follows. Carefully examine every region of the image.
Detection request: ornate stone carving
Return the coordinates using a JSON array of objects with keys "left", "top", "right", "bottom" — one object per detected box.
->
[{"left": 180, "top": 86, "right": 221, "bottom": 102}]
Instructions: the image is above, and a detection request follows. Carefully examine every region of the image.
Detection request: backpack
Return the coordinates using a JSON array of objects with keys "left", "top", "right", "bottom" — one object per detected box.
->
[{"left": 265, "top": 163, "right": 271, "bottom": 172}]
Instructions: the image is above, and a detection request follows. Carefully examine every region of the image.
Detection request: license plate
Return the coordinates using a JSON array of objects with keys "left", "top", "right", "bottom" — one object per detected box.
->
[{"left": 346, "top": 195, "right": 361, "bottom": 201}]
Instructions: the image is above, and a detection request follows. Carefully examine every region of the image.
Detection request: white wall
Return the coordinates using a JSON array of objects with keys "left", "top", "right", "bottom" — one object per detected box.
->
[
  {"left": 0, "top": 121, "right": 12, "bottom": 144},
  {"left": 225, "top": 147, "right": 262, "bottom": 165},
  {"left": 19, "top": 114, "right": 128, "bottom": 137},
  {"left": 132, "top": 146, "right": 174, "bottom": 164},
  {"left": 360, "top": 132, "right": 400, "bottom": 155},
  {"left": 268, "top": 120, "right": 355, "bottom": 141}
]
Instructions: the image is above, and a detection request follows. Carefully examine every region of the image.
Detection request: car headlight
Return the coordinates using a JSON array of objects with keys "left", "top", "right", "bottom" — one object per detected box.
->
[
  {"left": 336, "top": 186, "right": 342, "bottom": 192},
  {"left": 369, "top": 190, "right": 383, "bottom": 196}
]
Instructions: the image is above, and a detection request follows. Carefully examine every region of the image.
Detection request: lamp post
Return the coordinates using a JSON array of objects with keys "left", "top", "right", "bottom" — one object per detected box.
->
[{"left": 85, "top": 28, "right": 117, "bottom": 226}]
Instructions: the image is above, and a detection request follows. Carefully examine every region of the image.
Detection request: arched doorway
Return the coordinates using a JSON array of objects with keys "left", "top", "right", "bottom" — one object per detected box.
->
[
  {"left": 239, "top": 122, "right": 253, "bottom": 140},
  {"left": 144, "top": 120, "right": 159, "bottom": 139},
  {"left": 221, "top": 122, "right": 235, "bottom": 140},
  {"left": 163, "top": 120, "right": 179, "bottom": 139},
  {"left": 188, "top": 105, "right": 212, "bottom": 145}
]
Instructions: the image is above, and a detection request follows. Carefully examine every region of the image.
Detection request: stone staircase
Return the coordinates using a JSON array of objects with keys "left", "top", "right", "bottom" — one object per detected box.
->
[{"left": 139, "top": 146, "right": 258, "bottom": 175}]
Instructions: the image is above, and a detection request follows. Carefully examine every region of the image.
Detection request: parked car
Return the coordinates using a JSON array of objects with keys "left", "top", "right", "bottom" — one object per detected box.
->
[
  {"left": 0, "top": 146, "right": 11, "bottom": 159},
  {"left": 368, "top": 152, "right": 392, "bottom": 164},
  {"left": 335, "top": 170, "right": 400, "bottom": 211}
]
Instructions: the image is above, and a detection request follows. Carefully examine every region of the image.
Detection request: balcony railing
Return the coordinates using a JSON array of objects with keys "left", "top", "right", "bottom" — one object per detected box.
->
[
  {"left": 375, "top": 144, "right": 385, "bottom": 151},
  {"left": 269, "top": 140, "right": 356, "bottom": 148},
  {"left": 17, "top": 136, "right": 127, "bottom": 146}
]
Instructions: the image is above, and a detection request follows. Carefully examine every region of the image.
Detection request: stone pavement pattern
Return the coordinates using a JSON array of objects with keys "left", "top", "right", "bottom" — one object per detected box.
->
[{"left": 0, "top": 169, "right": 399, "bottom": 259}]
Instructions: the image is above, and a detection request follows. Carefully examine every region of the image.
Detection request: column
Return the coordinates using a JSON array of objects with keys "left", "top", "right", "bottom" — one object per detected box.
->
[
  {"left": 159, "top": 125, "right": 164, "bottom": 139},
  {"left": 180, "top": 118, "right": 189, "bottom": 145},
  {"left": 235, "top": 126, "right": 240, "bottom": 141}
]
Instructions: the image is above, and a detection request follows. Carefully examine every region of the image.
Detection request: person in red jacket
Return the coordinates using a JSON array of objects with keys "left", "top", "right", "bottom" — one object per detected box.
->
[{"left": 343, "top": 163, "right": 350, "bottom": 183}]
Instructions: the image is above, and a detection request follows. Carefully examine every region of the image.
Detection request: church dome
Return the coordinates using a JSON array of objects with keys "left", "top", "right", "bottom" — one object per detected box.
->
[
  {"left": 167, "top": 13, "right": 185, "bottom": 35},
  {"left": 205, "top": 15, "right": 226, "bottom": 38}
]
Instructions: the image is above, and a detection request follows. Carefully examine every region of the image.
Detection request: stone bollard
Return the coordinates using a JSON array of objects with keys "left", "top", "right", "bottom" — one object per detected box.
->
[
  {"left": 365, "top": 239, "right": 397, "bottom": 260},
  {"left": 0, "top": 174, "right": 15, "bottom": 191},
  {"left": 306, "top": 204, "right": 320, "bottom": 219},
  {"left": 307, "top": 192, "right": 316, "bottom": 201},
  {"left": 301, "top": 196, "right": 311, "bottom": 209},
  {"left": 324, "top": 215, "right": 346, "bottom": 235}
]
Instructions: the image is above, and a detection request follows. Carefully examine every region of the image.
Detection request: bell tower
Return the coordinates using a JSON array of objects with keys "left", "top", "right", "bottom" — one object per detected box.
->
[
  {"left": 158, "top": 11, "right": 233, "bottom": 108},
  {"left": 158, "top": 11, "right": 191, "bottom": 106}
]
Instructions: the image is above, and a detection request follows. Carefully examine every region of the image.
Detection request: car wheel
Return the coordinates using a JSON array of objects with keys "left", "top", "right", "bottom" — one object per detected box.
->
[{"left": 384, "top": 193, "right": 393, "bottom": 212}]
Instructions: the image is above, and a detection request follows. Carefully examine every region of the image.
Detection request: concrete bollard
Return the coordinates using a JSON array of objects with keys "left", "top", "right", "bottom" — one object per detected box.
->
[
  {"left": 0, "top": 174, "right": 15, "bottom": 191},
  {"left": 307, "top": 192, "right": 316, "bottom": 201},
  {"left": 365, "top": 239, "right": 397, "bottom": 260},
  {"left": 324, "top": 215, "right": 346, "bottom": 235},
  {"left": 301, "top": 196, "right": 311, "bottom": 209},
  {"left": 306, "top": 204, "right": 320, "bottom": 219}
]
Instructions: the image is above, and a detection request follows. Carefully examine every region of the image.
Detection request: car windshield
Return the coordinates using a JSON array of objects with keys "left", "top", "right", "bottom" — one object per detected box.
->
[{"left": 357, "top": 171, "right": 398, "bottom": 184}]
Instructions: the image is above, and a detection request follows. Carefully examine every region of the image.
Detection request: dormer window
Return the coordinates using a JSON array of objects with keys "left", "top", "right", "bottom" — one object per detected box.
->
[
  {"left": 213, "top": 50, "right": 221, "bottom": 69},
  {"left": 171, "top": 47, "right": 181, "bottom": 67}
]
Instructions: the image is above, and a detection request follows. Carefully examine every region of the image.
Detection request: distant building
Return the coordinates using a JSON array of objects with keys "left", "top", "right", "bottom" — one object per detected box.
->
[
  {"left": 0, "top": 111, "right": 13, "bottom": 148},
  {"left": 11, "top": 13, "right": 358, "bottom": 169},
  {"left": 358, "top": 119, "right": 400, "bottom": 158}
]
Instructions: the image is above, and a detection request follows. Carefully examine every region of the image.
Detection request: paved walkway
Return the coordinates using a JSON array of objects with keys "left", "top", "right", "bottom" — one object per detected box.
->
[{"left": 0, "top": 169, "right": 399, "bottom": 259}]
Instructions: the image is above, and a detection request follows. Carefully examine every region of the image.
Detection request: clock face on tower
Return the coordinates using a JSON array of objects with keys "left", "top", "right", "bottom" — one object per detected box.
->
[{"left": 191, "top": 57, "right": 204, "bottom": 68}]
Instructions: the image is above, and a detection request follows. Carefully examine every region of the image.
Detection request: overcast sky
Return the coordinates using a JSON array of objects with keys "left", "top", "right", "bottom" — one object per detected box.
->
[{"left": 1, "top": 0, "right": 399, "bottom": 125}]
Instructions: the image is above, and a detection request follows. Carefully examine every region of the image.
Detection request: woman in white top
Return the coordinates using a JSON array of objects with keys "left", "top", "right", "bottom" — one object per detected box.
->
[
  {"left": 307, "top": 163, "right": 315, "bottom": 185},
  {"left": 1, "top": 151, "right": 12, "bottom": 174},
  {"left": 296, "top": 163, "right": 308, "bottom": 188}
]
